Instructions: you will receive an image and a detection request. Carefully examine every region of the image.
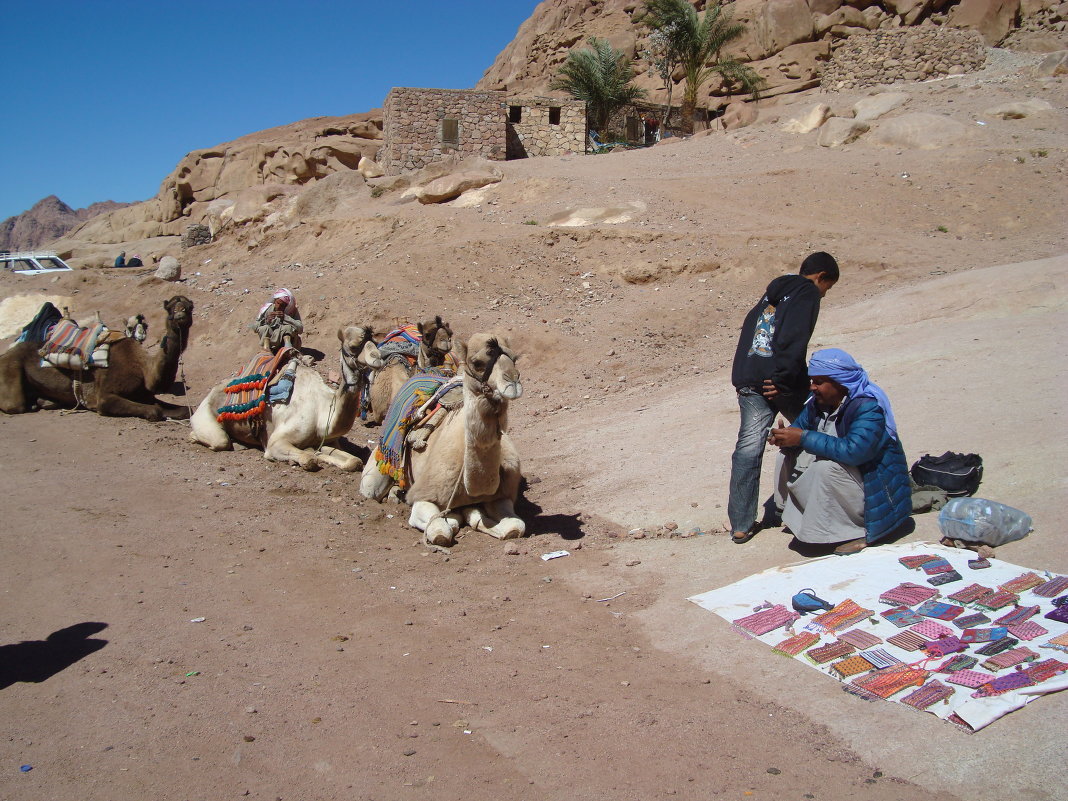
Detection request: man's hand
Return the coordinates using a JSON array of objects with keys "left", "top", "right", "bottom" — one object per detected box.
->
[
  {"left": 761, "top": 379, "right": 779, "bottom": 399},
  {"left": 769, "top": 426, "right": 803, "bottom": 448}
]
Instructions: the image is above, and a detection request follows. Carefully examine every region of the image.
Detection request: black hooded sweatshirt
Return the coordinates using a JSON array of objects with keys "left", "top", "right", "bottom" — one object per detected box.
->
[{"left": 731, "top": 274, "right": 822, "bottom": 399}]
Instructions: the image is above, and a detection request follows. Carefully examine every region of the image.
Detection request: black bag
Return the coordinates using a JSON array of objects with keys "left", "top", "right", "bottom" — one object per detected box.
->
[{"left": 910, "top": 452, "right": 983, "bottom": 497}]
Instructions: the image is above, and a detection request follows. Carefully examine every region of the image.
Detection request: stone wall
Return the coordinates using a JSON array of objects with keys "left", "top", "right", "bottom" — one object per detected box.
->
[
  {"left": 382, "top": 88, "right": 507, "bottom": 175},
  {"left": 180, "top": 223, "right": 212, "bottom": 249},
  {"left": 823, "top": 27, "right": 988, "bottom": 90},
  {"left": 504, "top": 96, "right": 586, "bottom": 158}
]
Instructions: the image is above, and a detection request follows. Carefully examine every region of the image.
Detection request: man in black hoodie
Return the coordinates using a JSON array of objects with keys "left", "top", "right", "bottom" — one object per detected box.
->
[{"left": 727, "top": 252, "right": 839, "bottom": 543}]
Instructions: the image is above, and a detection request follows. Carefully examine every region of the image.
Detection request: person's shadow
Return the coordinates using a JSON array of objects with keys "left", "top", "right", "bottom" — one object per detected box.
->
[{"left": 0, "top": 622, "right": 108, "bottom": 690}]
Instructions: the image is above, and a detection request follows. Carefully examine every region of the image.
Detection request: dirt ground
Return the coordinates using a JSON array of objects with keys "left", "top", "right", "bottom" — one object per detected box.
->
[{"left": 1, "top": 54, "right": 1066, "bottom": 800}]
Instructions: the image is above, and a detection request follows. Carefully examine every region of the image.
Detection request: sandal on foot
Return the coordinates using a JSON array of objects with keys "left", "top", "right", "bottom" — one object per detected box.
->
[
  {"left": 731, "top": 529, "right": 757, "bottom": 544},
  {"left": 833, "top": 538, "right": 867, "bottom": 555}
]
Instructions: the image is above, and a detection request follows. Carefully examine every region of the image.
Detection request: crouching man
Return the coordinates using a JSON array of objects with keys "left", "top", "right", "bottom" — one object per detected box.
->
[{"left": 769, "top": 348, "right": 911, "bottom": 555}]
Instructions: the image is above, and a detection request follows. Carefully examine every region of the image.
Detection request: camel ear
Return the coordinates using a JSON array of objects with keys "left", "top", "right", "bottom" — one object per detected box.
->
[
  {"left": 452, "top": 338, "right": 467, "bottom": 367},
  {"left": 337, "top": 327, "right": 345, "bottom": 342},
  {"left": 417, "top": 320, "right": 427, "bottom": 337}
]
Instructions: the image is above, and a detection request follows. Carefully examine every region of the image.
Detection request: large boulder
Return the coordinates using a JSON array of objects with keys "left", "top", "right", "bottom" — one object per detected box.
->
[
  {"left": 853, "top": 92, "right": 910, "bottom": 122},
  {"left": 870, "top": 113, "right": 970, "bottom": 149},
  {"left": 948, "top": 0, "right": 1023, "bottom": 44},
  {"left": 155, "top": 256, "right": 181, "bottom": 282},
  {"left": 231, "top": 184, "right": 295, "bottom": 225},
  {"left": 416, "top": 171, "right": 503, "bottom": 204},
  {"left": 983, "top": 98, "right": 1055, "bottom": 118},
  {"left": 817, "top": 118, "right": 870, "bottom": 147},
  {"left": 358, "top": 156, "right": 385, "bottom": 179},
  {"left": 722, "top": 101, "right": 758, "bottom": 130},
  {"left": 782, "top": 103, "right": 831, "bottom": 133},
  {"left": 1034, "top": 50, "right": 1068, "bottom": 76}
]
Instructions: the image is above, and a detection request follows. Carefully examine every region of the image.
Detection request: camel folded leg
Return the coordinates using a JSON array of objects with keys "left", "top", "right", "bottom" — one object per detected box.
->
[
  {"left": 360, "top": 460, "right": 393, "bottom": 500},
  {"left": 312, "top": 444, "right": 362, "bottom": 472},
  {"left": 263, "top": 436, "right": 321, "bottom": 471},
  {"left": 465, "top": 499, "right": 526, "bottom": 540},
  {"left": 409, "top": 500, "right": 462, "bottom": 547},
  {"left": 189, "top": 401, "right": 233, "bottom": 450},
  {"left": 96, "top": 394, "right": 167, "bottom": 422}
]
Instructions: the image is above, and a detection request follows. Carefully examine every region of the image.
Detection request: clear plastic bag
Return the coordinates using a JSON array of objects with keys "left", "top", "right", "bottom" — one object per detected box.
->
[{"left": 937, "top": 497, "right": 1032, "bottom": 547}]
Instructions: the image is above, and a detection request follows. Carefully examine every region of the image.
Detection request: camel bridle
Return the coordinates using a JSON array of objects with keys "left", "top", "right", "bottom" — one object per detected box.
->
[{"left": 340, "top": 328, "right": 374, "bottom": 390}]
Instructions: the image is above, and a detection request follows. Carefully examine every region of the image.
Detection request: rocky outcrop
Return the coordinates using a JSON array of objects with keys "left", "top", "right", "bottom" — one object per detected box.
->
[
  {"left": 0, "top": 195, "right": 133, "bottom": 251},
  {"left": 52, "top": 112, "right": 383, "bottom": 252},
  {"left": 822, "top": 27, "right": 988, "bottom": 89},
  {"left": 476, "top": 0, "right": 1062, "bottom": 111}
]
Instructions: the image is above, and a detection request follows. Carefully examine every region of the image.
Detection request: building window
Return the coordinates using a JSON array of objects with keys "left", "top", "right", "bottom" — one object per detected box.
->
[
  {"left": 509, "top": 105, "right": 522, "bottom": 123},
  {"left": 549, "top": 106, "right": 561, "bottom": 125},
  {"left": 441, "top": 118, "right": 459, "bottom": 146}
]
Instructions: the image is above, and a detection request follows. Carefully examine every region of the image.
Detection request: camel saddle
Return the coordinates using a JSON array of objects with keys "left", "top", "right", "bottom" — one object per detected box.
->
[
  {"left": 216, "top": 347, "right": 299, "bottom": 423},
  {"left": 38, "top": 319, "right": 126, "bottom": 369},
  {"left": 373, "top": 372, "right": 462, "bottom": 489}
]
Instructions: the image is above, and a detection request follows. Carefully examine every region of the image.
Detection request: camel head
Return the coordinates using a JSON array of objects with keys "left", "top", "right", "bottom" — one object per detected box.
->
[
  {"left": 163, "top": 296, "right": 194, "bottom": 330},
  {"left": 125, "top": 314, "right": 148, "bottom": 343},
  {"left": 338, "top": 325, "right": 383, "bottom": 371},
  {"left": 461, "top": 333, "right": 522, "bottom": 401},
  {"left": 417, "top": 315, "right": 453, "bottom": 361}
]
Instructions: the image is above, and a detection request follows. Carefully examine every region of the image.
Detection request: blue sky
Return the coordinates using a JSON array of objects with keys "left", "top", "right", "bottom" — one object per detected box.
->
[{"left": 0, "top": 0, "right": 538, "bottom": 222}]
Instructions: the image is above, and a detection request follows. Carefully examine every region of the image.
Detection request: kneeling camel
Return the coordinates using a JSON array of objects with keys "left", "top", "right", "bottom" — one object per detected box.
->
[
  {"left": 361, "top": 333, "right": 524, "bottom": 546},
  {"left": 190, "top": 325, "right": 383, "bottom": 471}
]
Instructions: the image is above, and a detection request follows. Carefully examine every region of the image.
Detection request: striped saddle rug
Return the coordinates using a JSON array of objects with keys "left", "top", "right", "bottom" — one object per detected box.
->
[
  {"left": 377, "top": 324, "right": 459, "bottom": 373},
  {"left": 39, "top": 319, "right": 114, "bottom": 369},
  {"left": 373, "top": 371, "right": 460, "bottom": 489},
  {"left": 216, "top": 347, "right": 298, "bottom": 423}
]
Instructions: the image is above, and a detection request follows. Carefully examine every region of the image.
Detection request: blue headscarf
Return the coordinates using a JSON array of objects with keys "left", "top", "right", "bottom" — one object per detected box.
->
[{"left": 808, "top": 348, "right": 898, "bottom": 440}]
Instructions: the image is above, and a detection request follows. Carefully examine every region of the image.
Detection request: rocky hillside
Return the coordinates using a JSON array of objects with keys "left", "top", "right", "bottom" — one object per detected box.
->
[
  {"left": 476, "top": 0, "right": 1068, "bottom": 104},
  {"left": 0, "top": 195, "right": 131, "bottom": 252}
]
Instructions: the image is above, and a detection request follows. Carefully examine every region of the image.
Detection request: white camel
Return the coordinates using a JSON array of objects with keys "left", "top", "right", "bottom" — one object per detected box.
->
[
  {"left": 360, "top": 333, "right": 524, "bottom": 546},
  {"left": 190, "top": 325, "right": 384, "bottom": 471},
  {"left": 368, "top": 316, "right": 454, "bottom": 424}
]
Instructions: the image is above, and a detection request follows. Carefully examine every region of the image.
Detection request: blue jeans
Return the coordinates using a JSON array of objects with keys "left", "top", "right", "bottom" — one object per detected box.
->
[{"left": 727, "top": 387, "right": 804, "bottom": 534}]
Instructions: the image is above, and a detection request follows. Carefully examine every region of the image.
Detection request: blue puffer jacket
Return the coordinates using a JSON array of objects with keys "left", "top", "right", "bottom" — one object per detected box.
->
[{"left": 791, "top": 394, "right": 911, "bottom": 542}]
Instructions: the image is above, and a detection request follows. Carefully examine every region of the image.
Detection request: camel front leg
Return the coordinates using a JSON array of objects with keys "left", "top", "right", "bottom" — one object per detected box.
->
[
  {"left": 263, "top": 435, "right": 321, "bottom": 471},
  {"left": 465, "top": 499, "right": 526, "bottom": 540},
  {"left": 409, "top": 500, "right": 462, "bottom": 547},
  {"left": 313, "top": 444, "right": 362, "bottom": 472}
]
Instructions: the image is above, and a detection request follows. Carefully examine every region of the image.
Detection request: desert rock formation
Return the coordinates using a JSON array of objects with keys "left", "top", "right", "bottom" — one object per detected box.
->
[{"left": 0, "top": 195, "right": 132, "bottom": 252}]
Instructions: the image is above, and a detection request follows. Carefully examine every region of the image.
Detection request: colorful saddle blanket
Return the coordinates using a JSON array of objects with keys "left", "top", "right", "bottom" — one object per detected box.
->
[
  {"left": 373, "top": 372, "right": 459, "bottom": 489},
  {"left": 216, "top": 348, "right": 297, "bottom": 423},
  {"left": 39, "top": 319, "right": 112, "bottom": 369},
  {"left": 377, "top": 324, "right": 459, "bottom": 372}
]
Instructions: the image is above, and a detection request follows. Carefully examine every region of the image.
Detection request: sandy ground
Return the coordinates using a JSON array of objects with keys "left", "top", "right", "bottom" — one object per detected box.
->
[{"left": 1, "top": 54, "right": 1066, "bottom": 800}]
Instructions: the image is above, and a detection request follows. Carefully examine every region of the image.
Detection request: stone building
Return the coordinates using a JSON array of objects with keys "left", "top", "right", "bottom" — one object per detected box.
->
[{"left": 381, "top": 87, "right": 586, "bottom": 175}]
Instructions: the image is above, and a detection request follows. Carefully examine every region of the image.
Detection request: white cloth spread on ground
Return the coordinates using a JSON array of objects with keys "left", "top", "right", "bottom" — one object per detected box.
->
[{"left": 688, "top": 542, "right": 1068, "bottom": 731}]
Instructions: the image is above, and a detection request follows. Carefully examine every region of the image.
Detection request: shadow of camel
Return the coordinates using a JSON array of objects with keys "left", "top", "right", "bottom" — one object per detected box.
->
[
  {"left": 0, "top": 622, "right": 109, "bottom": 690},
  {"left": 517, "top": 484, "right": 586, "bottom": 541}
]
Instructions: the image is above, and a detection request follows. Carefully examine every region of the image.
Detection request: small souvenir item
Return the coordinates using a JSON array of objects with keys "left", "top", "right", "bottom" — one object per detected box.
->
[
  {"left": 847, "top": 665, "right": 929, "bottom": 699},
  {"left": 881, "top": 606, "right": 925, "bottom": 628},
  {"left": 806, "top": 640, "right": 856, "bottom": 665},
  {"left": 981, "top": 647, "right": 1038, "bottom": 672},
  {"left": 1040, "top": 633, "right": 1068, "bottom": 654},
  {"left": 960, "top": 626, "right": 1009, "bottom": 644},
  {"left": 829, "top": 654, "right": 876, "bottom": 679},
  {"left": 733, "top": 604, "right": 800, "bottom": 636},
  {"left": 976, "top": 637, "right": 1020, "bottom": 656},
  {"left": 1006, "top": 621, "right": 1048, "bottom": 641},
  {"left": 1043, "top": 605, "right": 1068, "bottom": 625},
  {"left": 887, "top": 630, "right": 928, "bottom": 651},
  {"left": 914, "top": 599, "right": 965, "bottom": 621},
  {"left": 811, "top": 599, "right": 875, "bottom": 633},
  {"left": 859, "top": 649, "right": 903, "bottom": 669},
  {"left": 928, "top": 570, "right": 963, "bottom": 586},
  {"left": 837, "top": 629, "right": 882, "bottom": 649},
  {"left": 974, "top": 590, "right": 1019, "bottom": 612},
  {"left": 945, "top": 669, "right": 995, "bottom": 688},
  {"left": 971, "top": 671, "right": 1034, "bottom": 698},
  {"left": 920, "top": 557, "right": 956, "bottom": 575},
  {"left": 1025, "top": 658, "right": 1068, "bottom": 683},
  {"left": 923, "top": 636, "right": 966, "bottom": 658},
  {"left": 999, "top": 572, "right": 1047, "bottom": 594},
  {"left": 968, "top": 557, "right": 992, "bottom": 570},
  {"left": 772, "top": 631, "right": 821, "bottom": 656},
  {"left": 994, "top": 605, "right": 1040, "bottom": 627},
  {"left": 899, "top": 554, "right": 939, "bottom": 570},
  {"left": 953, "top": 612, "right": 991, "bottom": 630},
  {"left": 935, "top": 654, "right": 978, "bottom": 673},
  {"left": 909, "top": 620, "right": 953, "bottom": 640},
  {"left": 901, "top": 680, "right": 955, "bottom": 710},
  {"left": 1033, "top": 575, "right": 1068, "bottom": 598},
  {"left": 947, "top": 584, "right": 994, "bottom": 605},
  {"left": 879, "top": 583, "right": 939, "bottom": 607}
]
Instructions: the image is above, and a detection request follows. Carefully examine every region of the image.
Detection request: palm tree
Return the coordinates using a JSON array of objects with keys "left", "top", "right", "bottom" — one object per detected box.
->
[
  {"left": 550, "top": 37, "right": 647, "bottom": 135},
  {"left": 640, "top": 0, "right": 764, "bottom": 131}
]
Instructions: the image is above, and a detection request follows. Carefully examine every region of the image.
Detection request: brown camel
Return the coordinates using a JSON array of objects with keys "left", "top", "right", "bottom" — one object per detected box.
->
[
  {"left": 0, "top": 296, "right": 194, "bottom": 421},
  {"left": 368, "top": 316, "right": 454, "bottom": 424}
]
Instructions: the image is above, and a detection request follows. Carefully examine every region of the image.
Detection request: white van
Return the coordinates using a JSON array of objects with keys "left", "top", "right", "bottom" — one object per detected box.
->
[{"left": 0, "top": 251, "right": 74, "bottom": 275}]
